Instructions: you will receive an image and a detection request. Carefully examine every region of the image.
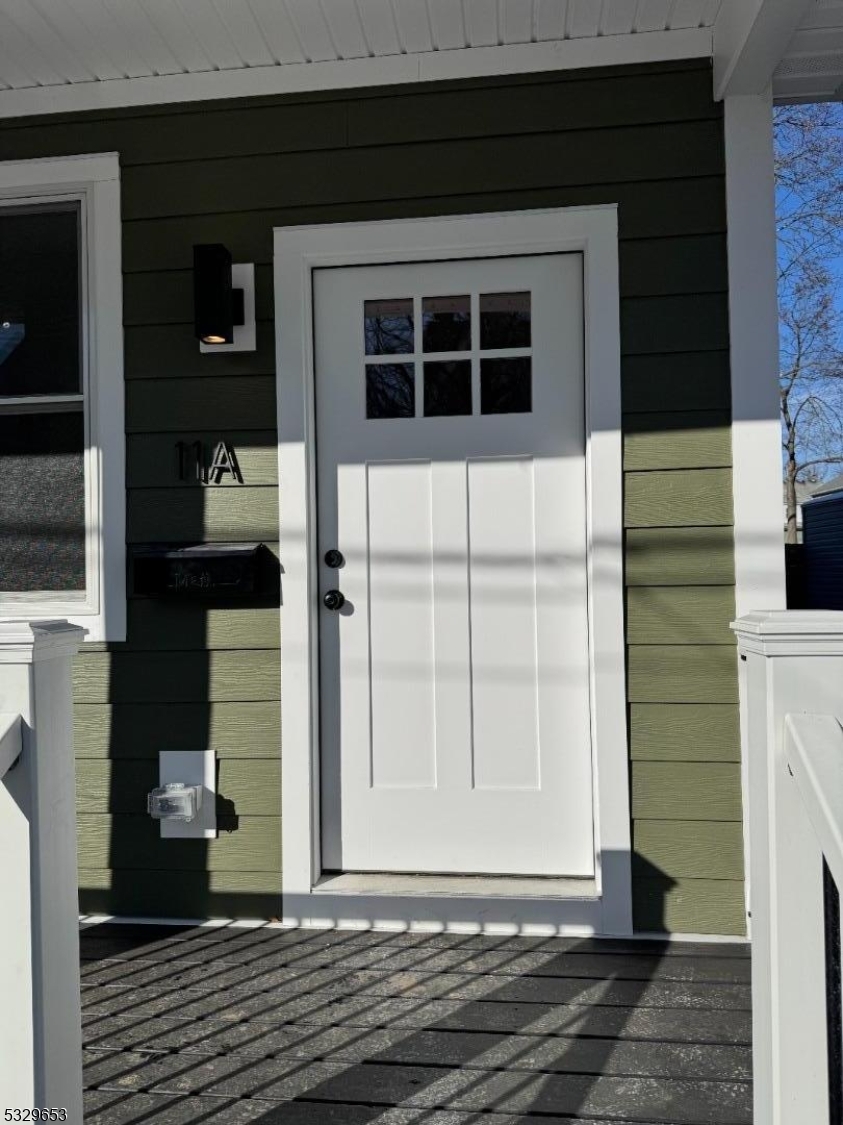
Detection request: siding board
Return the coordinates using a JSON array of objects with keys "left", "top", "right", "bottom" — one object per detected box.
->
[
  {"left": 86, "top": 605, "right": 280, "bottom": 652},
  {"left": 629, "top": 704, "right": 740, "bottom": 762},
  {"left": 77, "top": 871, "right": 280, "bottom": 920},
  {"left": 127, "top": 486, "right": 278, "bottom": 543},
  {"left": 632, "top": 762, "right": 743, "bottom": 822},
  {"left": 626, "top": 527, "right": 735, "bottom": 586},
  {"left": 634, "top": 821, "right": 744, "bottom": 881},
  {"left": 625, "top": 469, "right": 733, "bottom": 528},
  {"left": 623, "top": 412, "right": 731, "bottom": 471},
  {"left": 621, "top": 294, "right": 729, "bottom": 355},
  {"left": 633, "top": 879, "right": 746, "bottom": 936},
  {"left": 77, "top": 815, "right": 281, "bottom": 872},
  {"left": 126, "top": 377, "right": 277, "bottom": 431},
  {"left": 73, "top": 702, "right": 281, "bottom": 758},
  {"left": 626, "top": 587, "right": 736, "bottom": 645},
  {"left": 73, "top": 651, "right": 281, "bottom": 704},
  {"left": 620, "top": 237, "right": 727, "bottom": 299},
  {"left": 622, "top": 352, "right": 731, "bottom": 414},
  {"left": 628, "top": 645, "right": 739, "bottom": 704}
]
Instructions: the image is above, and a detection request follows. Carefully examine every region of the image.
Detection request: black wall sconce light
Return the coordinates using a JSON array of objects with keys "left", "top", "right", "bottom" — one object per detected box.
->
[{"left": 193, "top": 243, "right": 256, "bottom": 353}]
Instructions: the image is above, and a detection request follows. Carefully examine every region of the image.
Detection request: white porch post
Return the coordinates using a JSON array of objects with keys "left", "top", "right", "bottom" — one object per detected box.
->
[
  {"left": 724, "top": 89, "right": 788, "bottom": 949},
  {"left": 724, "top": 90, "right": 787, "bottom": 620},
  {"left": 0, "top": 621, "right": 84, "bottom": 1117},
  {"left": 733, "top": 611, "right": 843, "bottom": 1125}
]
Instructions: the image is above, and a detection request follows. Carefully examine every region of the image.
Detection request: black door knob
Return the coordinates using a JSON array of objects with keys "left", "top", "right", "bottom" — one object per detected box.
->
[
  {"left": 323, "top": 589, "right": 345, "bottom": 611},
  {"left": 324, "top": 549, "right": 344, "bottom": 569}
]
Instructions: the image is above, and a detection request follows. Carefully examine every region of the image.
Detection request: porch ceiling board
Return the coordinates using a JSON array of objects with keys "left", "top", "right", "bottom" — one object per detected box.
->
[
  {"left": 773, "top": 0, "right": 843, "bottom": 101},
  {"left": 0, "top": 0, "right": 840, "bottom": 115},
  {"left": 0, "top": 0, "right": 722, "bottom": 116}
]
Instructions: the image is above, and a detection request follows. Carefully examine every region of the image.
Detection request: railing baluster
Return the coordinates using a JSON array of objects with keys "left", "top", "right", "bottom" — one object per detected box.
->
[{"left": 825, "top": 858, "right": 843, "bottom": 1125}]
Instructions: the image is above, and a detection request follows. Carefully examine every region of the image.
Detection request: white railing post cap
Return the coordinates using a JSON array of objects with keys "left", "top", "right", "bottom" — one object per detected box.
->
[
  {"left": 0, "top": 620, "right": 86, "bottom": 664},
  {"left": 732, "top": 610, "right": 843, "bottom": 656}
]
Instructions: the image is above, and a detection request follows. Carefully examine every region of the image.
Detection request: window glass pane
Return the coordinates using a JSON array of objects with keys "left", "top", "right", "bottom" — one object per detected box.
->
[
  {"left": 423, "top": 295, "right": 470, "bottom": 352},
  {"left": 0, "top": 411, "right": 85, "bottom": 591},
  {"left": 366, "top": 363, "right": 415, "bottom": 418},
  {"left": 0, "top": 204, "right": 81, "bottom": 397},
  {"left": 480, "top": 291, "right": 531, "bottom": 349},
  {"left": 424, "top": 360, "right": 472, "bottom": 416},
  {"left": 481, "top": 357, "right": 532, "bottom": 414},
  {"left": 364, "top": 298, "right": 414, "bottom": 355}
]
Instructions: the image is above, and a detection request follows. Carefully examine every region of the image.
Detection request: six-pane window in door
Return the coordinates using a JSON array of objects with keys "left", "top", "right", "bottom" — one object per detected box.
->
[
  {"left": 364, "top": 291, "right": 532, "bottom": 419},
  {"left": 0, "top": 201, "right": 86, "bottom": 595}
]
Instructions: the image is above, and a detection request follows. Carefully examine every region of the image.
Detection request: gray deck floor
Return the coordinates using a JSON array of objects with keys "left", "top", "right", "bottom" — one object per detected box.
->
[{"left": 79, "top": 923, "right": 752, "bottom": 1125}]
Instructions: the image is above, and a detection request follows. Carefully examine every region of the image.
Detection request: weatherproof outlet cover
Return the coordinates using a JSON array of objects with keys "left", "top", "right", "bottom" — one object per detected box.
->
[{"left": 159, "top": 749, "right": 217, "bottom": 839}]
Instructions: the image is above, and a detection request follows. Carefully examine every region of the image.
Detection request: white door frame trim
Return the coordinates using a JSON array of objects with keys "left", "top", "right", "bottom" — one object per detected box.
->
[{"left": 274, "top": 206, "right": 632, "bottom": 935}]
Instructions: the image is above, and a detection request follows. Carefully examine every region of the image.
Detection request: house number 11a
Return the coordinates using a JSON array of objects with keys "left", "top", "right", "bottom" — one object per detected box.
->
[{"left": 175, "top": 440, "right": 243, "bottom": 485}]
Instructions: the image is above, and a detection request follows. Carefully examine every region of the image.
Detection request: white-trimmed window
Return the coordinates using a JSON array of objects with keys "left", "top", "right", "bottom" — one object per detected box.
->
[{"left": 0, "top": 154, "right": 125, "bottom": 643}]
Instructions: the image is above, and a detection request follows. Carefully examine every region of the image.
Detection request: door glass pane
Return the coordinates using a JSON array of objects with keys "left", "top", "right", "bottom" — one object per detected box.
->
[
  {"left": 481, "top": 357, "right": 532, "bottom": 414},
  {"left": 0, "top": 204, "right": 81, "bottom": 397},
  {"left": 423, "top": 295, "right": 470, "bottom": 352},
  {"left": 366, "top": 363, "right": 415, "bottom": 419},
  {"left": 424, "top": 360, "right": 472, "bottom": 416},
  {"left": 364, "top": 298, "right": 414, "bottom": 355},
  {"left": 0, "top": 411, "right": 85, "bottom": 591},
  {"left": 480, "top": 291, "right": 531, "bottom": 349}
]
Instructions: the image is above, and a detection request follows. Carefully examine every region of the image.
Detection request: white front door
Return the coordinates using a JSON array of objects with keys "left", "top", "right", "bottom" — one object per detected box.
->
[{"left": 315, "top": 253, "right": 594, "bottom": 877}]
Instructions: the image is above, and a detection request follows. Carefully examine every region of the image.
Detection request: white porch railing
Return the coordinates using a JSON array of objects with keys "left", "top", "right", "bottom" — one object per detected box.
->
[
  {"left": 0, "top": 622, "right": 84, "bottom": 1117},
  {"left": 734, "top": 611, "right": 843, "bottom": 1125}
]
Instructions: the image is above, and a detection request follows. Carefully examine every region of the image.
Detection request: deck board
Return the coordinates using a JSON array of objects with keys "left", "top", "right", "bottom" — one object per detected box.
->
[{"left": 81, "top": 924, "right": 752, "bottom": 1124}]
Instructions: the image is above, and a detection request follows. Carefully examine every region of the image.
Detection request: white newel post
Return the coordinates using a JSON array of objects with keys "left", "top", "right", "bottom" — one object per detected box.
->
[
  {"left": 0, "top": 622, "right": 84, "bottom": 1118},
  {"left": 733, "top": 611, "right": 843, "bottom": 1125}
]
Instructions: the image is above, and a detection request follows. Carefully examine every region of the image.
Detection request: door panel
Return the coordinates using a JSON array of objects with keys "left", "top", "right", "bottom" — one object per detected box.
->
[
  {"left": 367, "top": 458, "right": 436, "bottom": 790},
  {"left": 468, "top": 455, "right": 540, "bottom": 791},
  {"left": 315, "top": 254, "right": 593, "bottom": 877}
]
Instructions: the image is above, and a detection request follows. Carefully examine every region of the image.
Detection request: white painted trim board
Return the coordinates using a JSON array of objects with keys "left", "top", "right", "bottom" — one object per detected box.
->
[
  {"left": 724, "top": 92, "right": 788, "bottom": 942},
  {"left": 0, "top": 153, "right": 126, "bottom": 643}
]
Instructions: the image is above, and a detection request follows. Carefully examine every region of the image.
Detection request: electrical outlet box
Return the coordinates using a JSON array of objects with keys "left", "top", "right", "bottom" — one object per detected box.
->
[{"left": 156, "top": 749, "right": 216, "bottom": 839}]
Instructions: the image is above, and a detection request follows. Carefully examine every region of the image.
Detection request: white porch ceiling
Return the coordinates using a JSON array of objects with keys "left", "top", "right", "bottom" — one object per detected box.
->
[
  {"left": 0, "top": 0, "right": 724, "bottom": 87},
  {"left": 773, "top": 0, "right": 843, "bottom": 101},
  {"left": 0, "top": 0, "right": 837, "bottom": 116},
  {"left": 0, "top": 0, "right": 721, "bottom": 114}
]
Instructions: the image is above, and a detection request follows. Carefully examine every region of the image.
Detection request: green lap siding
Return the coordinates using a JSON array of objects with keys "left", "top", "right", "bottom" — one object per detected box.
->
[
  {"left": 0, "top": 59, "right": 742, "bottom": 932},
  {"left": 629, "top": 704, "right": 740, "bottom": 762}
]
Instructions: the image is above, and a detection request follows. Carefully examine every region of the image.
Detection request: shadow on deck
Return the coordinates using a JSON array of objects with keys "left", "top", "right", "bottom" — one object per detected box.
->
[{"left": 79, "top": 923, "right": 752, "bottom": 1124}]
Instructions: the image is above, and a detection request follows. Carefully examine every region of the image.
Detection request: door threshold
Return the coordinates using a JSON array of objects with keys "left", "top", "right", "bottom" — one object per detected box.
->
[{"left": 313, "top": 871, "right": 598, "bottom": 900}]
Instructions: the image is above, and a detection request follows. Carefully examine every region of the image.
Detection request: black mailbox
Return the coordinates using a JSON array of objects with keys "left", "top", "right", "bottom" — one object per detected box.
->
[{"left": 130, "top": 543, "right": 278, "bottom": 599}]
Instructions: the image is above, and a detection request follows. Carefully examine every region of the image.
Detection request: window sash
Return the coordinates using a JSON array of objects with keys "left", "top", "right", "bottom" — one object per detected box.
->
[{"left": 0, "top": 190, "right": 91, "bottom": 605}]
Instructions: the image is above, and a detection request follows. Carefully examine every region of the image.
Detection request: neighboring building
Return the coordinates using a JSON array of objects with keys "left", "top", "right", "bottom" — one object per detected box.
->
[
  {"left": 800, "top": 472, "right": 843, "bottom": 610},
  {"left": 811, "top": 470, "right": 843, "bottom": 498},
  {"left": 0, "top": 0, "right": 839, "bottom": 941}
]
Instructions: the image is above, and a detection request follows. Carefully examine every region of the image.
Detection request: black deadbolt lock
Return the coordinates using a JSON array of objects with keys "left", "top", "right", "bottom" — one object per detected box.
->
[
  {"left": 323, "top": 589, "right": 345, "bottom": 611},
  {"left": 324, "top": 549, "right": 345, "bottom": 569}
]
